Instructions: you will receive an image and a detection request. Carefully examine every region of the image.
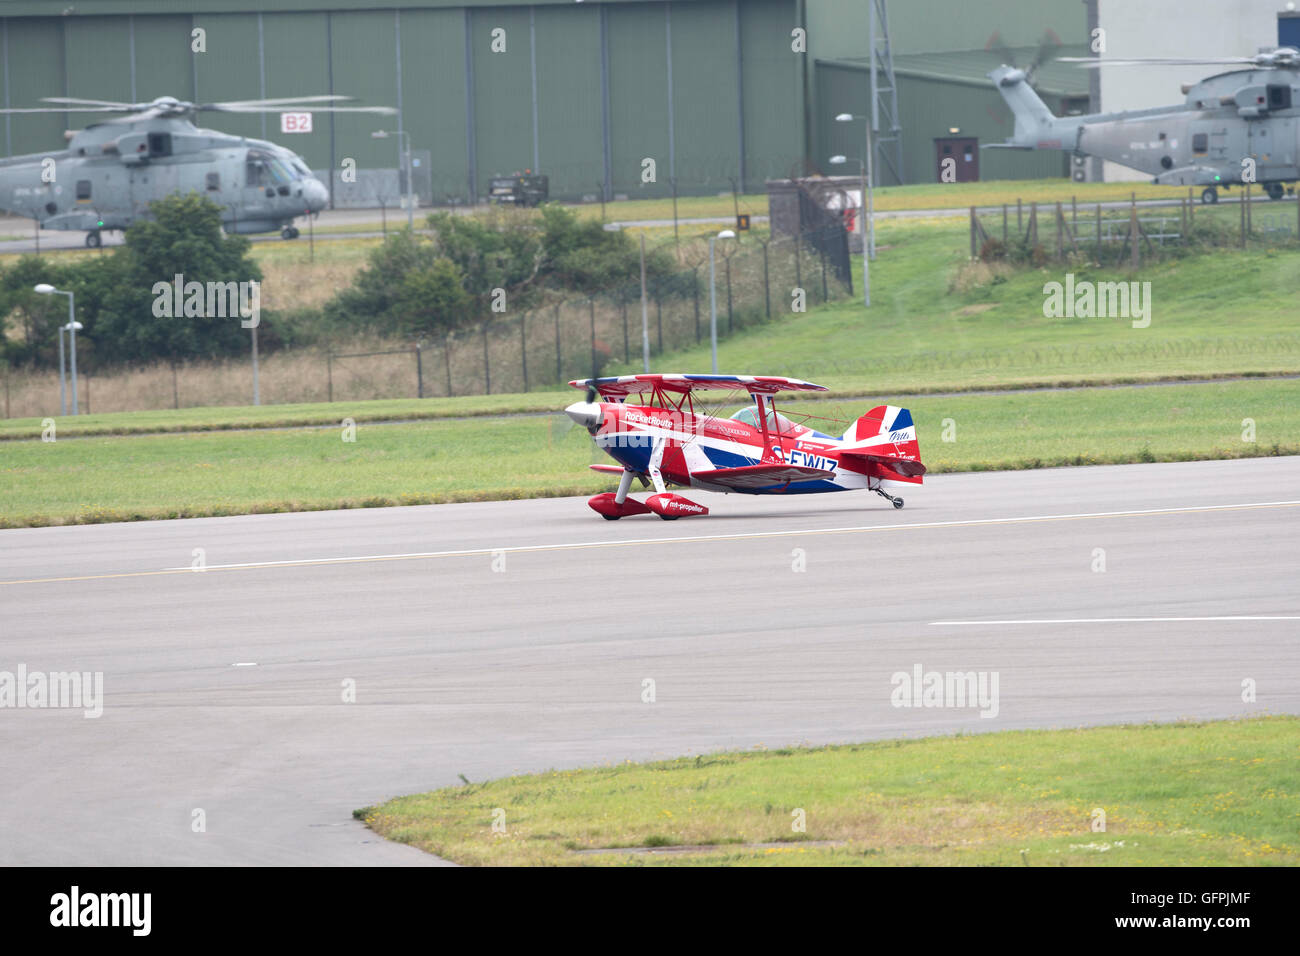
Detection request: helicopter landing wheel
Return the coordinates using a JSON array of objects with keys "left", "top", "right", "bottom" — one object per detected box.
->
[
  {"left": 280, "top": 226, "right": 296, "bottom": 240},
  {"left": 290, "top": 226, "right": 300, "bottom": 238},
  {"left": 85, "top": 231, "right": 102, "bottom": 248},
  {"left": 1266, "top": 182, "right": 1285, "bottom": 200},
  {"left": 601, "top": 514, "right": 620, "bottom": 521},
  {"left": 1200, "top": 187, "right": 1218, "bottom": 205},
  {"left": 892, "top": 497, "right": 904, "bottom": 509}
]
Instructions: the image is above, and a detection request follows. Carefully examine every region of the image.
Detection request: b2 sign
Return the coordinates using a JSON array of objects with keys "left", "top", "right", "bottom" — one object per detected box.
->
[{"left": 280, "top": 112, "right": 313, "bottom": 134}]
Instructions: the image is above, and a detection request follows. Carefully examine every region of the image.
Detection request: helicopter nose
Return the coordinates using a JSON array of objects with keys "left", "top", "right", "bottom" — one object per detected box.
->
[
  {"left": 303, "top": 178, "right": 329, "bottom": 212},
  {"left": 564, "top": 402, "right": 602, "bottom": 429}
]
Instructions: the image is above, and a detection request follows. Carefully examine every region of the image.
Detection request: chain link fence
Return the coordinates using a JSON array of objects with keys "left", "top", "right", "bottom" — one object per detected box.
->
[{"left": 1, "top": 225, "right": 854, "bottom": 417}]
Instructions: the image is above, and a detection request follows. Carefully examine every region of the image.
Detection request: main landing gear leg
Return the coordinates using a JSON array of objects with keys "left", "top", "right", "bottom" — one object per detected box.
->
[
  {"left": 614, "top": 468, "right": 635, "bottom": 504},
  {"left": 598, "top": 468, "right": 642, "bottom": 520},
  {"left": 869, "top": 477, "right": 905, "bottom": 509}
]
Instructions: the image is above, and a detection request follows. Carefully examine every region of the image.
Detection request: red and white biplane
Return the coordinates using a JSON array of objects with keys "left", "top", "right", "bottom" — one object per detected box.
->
[{"left": 564, "top": 373, "right": 925, "bottom": 520}]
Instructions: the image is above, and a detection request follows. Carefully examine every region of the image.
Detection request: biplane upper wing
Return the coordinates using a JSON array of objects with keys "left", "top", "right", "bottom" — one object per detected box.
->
[
  {"left": 569, "top": 373, "right": 828, "bottom": 398},
  {"left": 692, "top": 463, "right": 835, "bottom": 489}
]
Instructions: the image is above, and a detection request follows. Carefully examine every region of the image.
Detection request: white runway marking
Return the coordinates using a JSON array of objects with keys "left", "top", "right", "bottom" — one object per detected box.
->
[
  {"left": 930, "top": 616, "right": 1300, "bottom": 625},
  {"left": 158, "top": 499, "right": 1300, "bottom": 574}
]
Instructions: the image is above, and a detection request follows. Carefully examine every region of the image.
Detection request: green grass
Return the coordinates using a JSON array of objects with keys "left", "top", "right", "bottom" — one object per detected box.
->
[
  {"left": 2, "top": 379, "right": 1294, "bottom": 528},
  {"left": 355, "top": 716, "right": 1300, "bottom": 866},
  {"left": 602, "top": 217, "right": 1300, "bottom": 391},
  {"left": 566, "top": 178, "right": 1199, "bottom": 223},
  {"left": 199, "top": 178, "right": 1204, "bottom": 239},
  {"left": 0, "top": 393, "right": 571, "bottom": 441},
  {"left": 6, "top": 216, "right": 1296, "bottom": 442}
]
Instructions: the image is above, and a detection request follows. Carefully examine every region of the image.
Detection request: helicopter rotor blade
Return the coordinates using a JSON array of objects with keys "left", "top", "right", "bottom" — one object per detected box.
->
[
  {"left": 1058, "top": 56, "right": 1257, "bottom": 68},
  {"left": 1024, "top": 30, "right": 1062, "bottom": 84},
  {"left": 203, "top": 95, "right": 354, "bottom": 109},
  {"left": 0, "top": 106, "right": 127, "bottom": 114},
  {"left": 40, "top": 97, "right": 140, "bottom": 109},
  {"left": 983, "top": 30, "right": 1018, "bottom": 70},
  {"left": 0, "top": 92, "right": 396, "bottom": 120},
  {"left": 213, "top": 104, "right": 397, "bottom": 115}
]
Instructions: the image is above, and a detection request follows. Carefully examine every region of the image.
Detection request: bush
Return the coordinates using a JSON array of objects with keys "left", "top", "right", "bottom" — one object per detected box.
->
[
  {"left": 0, "top": 193, "right": 263, "bottom": 369},
  {"left": 321, "top": 204, "right": 682, "bottom": 339}
]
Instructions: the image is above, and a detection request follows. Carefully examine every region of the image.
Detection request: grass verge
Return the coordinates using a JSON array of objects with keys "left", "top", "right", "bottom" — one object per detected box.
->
[
  {"left": 603, "top": 217, "right": 1300, "bottom": 388},
  {"left": 355, "top": 716, "right": 1299, "bottom": 866},
  {"left": 1, "top": 379, "right": 1294, "bottom": 528}
]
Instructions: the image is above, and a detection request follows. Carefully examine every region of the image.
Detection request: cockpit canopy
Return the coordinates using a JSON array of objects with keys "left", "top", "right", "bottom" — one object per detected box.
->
[{"left": 730, "top": 404, "right": 802, "bottom": 435}]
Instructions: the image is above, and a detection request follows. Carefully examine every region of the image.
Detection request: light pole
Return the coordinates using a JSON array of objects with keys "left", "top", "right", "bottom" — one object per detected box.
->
[
  {"left": 35, "top": 283, "right": 80, "bottom": 415},
  {"left": 829, "top": 154, "right": 869, "bottom": 308},
  {"left": 835, "top": 112, "right": 875, "bottom": 260},
  {"left": 708, "top": 229, "right": 736, "bottom": 373},
  {"left": 372, "top": 129, "right": 414, "bottom": 229}
]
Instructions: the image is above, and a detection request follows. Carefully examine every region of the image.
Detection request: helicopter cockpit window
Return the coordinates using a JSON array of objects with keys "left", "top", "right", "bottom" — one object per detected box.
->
[
  {"left": 147, "top": 132, "right": 172, "bottom": 157},
  {"left": 206, "top": 172, "right": 220, "bottom": 192},
  {"left": 266, "top": 159, "right": 293, "bottom": 186},
  {"left": 246, "top": 160, "right": 264, "bottom": 186},
  {"left": 290, "top": 160, "right": 311, "bottom": 178}
]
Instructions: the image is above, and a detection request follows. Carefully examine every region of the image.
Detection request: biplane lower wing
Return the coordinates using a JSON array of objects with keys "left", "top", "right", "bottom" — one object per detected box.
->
[{"left": 693, "top": 463, "right": 835, "bottom": 489}]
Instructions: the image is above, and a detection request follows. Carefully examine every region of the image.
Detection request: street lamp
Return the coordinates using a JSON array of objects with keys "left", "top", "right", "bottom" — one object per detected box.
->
[
  {"left": 35, "top": 283, "right": 81, "bottom": 415},
  {"left": 372, "top": 129, "right": 414, "bottom": 229},
  {"left": 829, "top": 154, "right": 869, "bottom": 307},
  {"left": 708, "top": 229, "right": 736, "bottom": 373},
  {"left": 835, "top": 112, "right": 875, "bottom": 261}
]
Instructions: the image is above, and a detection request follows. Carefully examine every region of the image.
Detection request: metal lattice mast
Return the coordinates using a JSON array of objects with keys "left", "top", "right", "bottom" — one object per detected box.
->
[{"left": 869, "top": 0, "right": 903, "bottom": 185}]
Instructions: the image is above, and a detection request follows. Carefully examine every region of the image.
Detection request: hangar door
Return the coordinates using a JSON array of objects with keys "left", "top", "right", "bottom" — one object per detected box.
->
[{"left": 934, "top": 137, "right": 979, "bottom": 182}]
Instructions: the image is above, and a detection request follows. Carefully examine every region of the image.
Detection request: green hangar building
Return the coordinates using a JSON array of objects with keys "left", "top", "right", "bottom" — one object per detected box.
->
[{"left": 0, "top": 0, "right": 1089, "bottom": 204}]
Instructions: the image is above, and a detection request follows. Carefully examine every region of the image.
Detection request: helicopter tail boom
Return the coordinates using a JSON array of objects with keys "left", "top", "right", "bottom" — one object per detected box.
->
[{"left": 987, "top": 65, "right": 1079, "bottom": 151}]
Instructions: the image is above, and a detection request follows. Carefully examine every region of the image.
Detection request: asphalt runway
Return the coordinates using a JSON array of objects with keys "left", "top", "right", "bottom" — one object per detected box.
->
[{"left": 1, "top": 456, "right": 1297, "bottom": 865}]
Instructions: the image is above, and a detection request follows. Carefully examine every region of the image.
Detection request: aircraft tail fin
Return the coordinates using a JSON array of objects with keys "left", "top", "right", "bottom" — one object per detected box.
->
[
  {"left": 840, "top": 405, "right": 925, "bottom": 484},
  {"left": 988, "top": 65, "right": 1059, "bottom": 146}
]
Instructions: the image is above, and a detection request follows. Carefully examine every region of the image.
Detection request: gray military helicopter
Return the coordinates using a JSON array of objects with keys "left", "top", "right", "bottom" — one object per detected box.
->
[
  {"left": 0, "top": 94, "right": 394, "bottom": 247},
  {"left": 988, "top": 47, "right": 1300, "bottom": 203}
]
